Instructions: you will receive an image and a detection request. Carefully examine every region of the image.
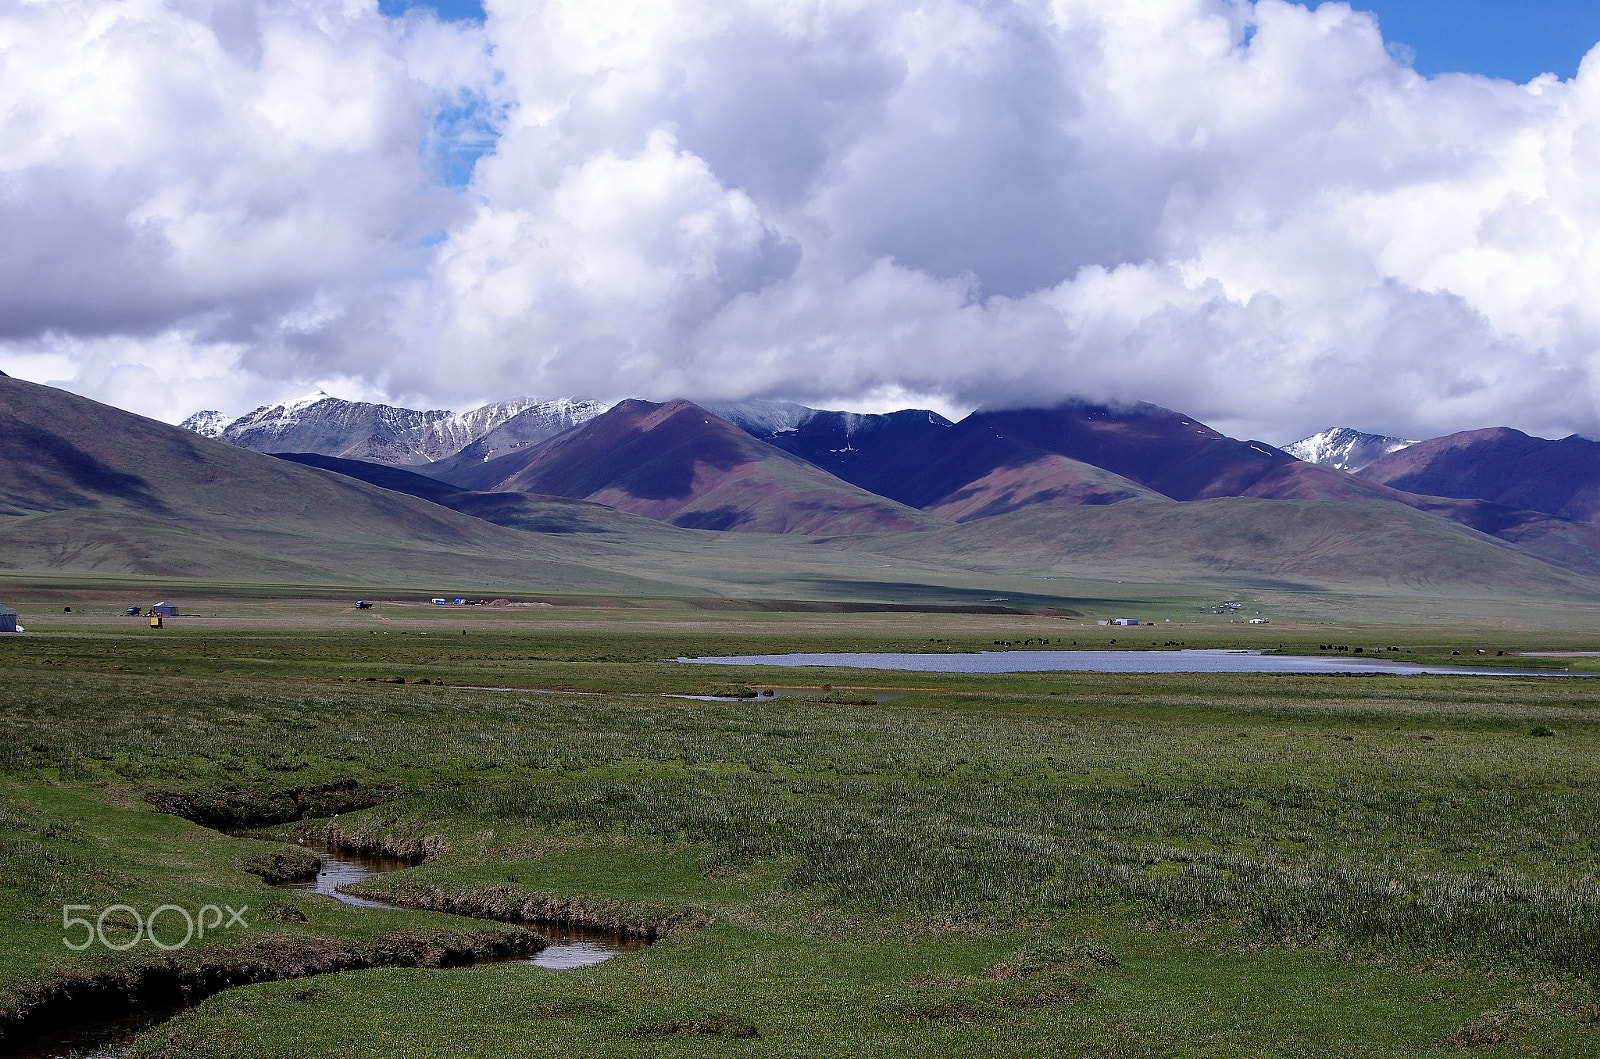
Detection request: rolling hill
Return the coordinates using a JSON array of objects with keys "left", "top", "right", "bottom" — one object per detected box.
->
[
  {"left": 0, "top": 375, "right": 678, "bottom": 590},
  {"left": 270, "top": 453, "right": 678, "bottom": 537},
  {"left": 859, "top": 497, "right": 1593, "bottom": 597}
]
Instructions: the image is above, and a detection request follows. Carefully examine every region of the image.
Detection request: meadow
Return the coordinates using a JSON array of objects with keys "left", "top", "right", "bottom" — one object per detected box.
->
[{"left": 1, "top": 596, "right": 1598, "bottom": 1057}]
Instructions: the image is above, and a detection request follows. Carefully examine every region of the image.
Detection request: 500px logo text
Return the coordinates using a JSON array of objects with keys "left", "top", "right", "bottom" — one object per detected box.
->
[{"left": 63, "top": 904, "right": 249, "bottom": 951}]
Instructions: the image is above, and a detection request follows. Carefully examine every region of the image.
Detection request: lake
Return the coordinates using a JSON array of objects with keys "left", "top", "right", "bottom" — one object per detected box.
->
[{"left": 675, "top": 649, "right": 1580, "bottom": 677}]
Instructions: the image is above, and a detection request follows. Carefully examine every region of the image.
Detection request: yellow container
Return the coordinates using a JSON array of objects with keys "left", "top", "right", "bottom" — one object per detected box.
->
[{"left": 149, "top": 615, "right": 162, "bottom": 628}]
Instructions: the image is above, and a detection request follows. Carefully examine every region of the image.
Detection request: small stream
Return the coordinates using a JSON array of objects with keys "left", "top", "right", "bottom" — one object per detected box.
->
[
  {"left": 282, "top": 841, "right": 649, "bottom": 968},
  {"left": 5, "top": 842, "right": 646, "bottom": 1058},
  {"left": 4, "top": 1008, "right": 182, "bottom": 1059}
]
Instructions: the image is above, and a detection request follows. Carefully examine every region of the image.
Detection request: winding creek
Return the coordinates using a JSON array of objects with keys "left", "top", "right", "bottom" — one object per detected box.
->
[
  {"left": 281, "top": 841, "right": 649, "bottom": 969},
  {"left": 8, "top": 842, "right": 647, "bottom": 1059}
]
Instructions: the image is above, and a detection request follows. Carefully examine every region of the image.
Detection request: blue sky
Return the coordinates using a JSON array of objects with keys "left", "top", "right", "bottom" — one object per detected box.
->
[
  {"left": 379, "top": 1, "right": 1600, "bottom": 83},
  {"left": 1358, "top": 0, "right": 1600, "bottom": 81},
  {"left": 379, "top": 0, "right": 485, "bottom": 23}
]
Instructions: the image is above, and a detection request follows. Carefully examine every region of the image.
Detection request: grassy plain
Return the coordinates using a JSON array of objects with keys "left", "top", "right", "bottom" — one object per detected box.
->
[{"left": 1, "top": 593, "right": 1599, "bottom": 1057}]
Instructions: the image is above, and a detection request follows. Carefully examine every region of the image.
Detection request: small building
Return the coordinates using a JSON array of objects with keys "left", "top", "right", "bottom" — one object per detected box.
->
[
  {"left": 1249, "top": 617, "right": 1270, "bottom": 624},
  {"left": 0, "top": 607, "right": 16, "bottom": 633},
  {"left": 151, "top": 602, "right": 177, "bottom": 617},
  {"left": 1111, "top": 618, "right": 1141, "bottom": 626}
]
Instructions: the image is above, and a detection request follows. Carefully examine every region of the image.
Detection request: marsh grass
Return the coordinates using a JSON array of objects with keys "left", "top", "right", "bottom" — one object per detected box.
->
[{"left": 4, "top": 621, "right": 1600, "bottom": 1055}]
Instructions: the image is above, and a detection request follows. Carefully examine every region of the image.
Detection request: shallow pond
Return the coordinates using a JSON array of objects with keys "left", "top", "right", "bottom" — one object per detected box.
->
[{"left": 675, "top": 648, "right": 1584, "bottom": 677}]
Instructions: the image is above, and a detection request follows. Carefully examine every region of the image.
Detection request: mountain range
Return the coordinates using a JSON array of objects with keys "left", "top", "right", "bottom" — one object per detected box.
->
[
  {"left": 166, "top": 388, "right": 1600, "bottom": 573},
  {"left": 4, "top": 371, "right": 1600, "bottom": 604}
]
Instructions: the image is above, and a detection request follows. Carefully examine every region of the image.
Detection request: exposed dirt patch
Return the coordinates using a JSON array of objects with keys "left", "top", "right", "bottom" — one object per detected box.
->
[
  {"left": 620, "top": 1013, "right": 759, "bottom": 1038},
  {"left": 985, "top": 938, "right": 1118, "bottom": 980}
]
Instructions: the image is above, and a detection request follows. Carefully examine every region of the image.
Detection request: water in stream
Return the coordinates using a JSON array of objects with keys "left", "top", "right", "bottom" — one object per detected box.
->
[
  {"left": 6, "top": 843, "right": 644, "bottom": 1058},
  {"left": 4, "top": 1009, "right": 181, "bottom": 1059},
  {"left": 279, "top": 841, "right": 414, "bottom": 909},
  {"left": 283, "top": 841, "right": 647, "bottom": 967}
]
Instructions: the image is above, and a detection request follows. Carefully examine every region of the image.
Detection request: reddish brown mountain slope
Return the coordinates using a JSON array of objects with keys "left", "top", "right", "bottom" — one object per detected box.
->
[
  {"left": 963, "top": 402, "right": 1301, "bottom": 500},
  {"left": 968, "top": 402, "right": 1600, "bottom": 574},
  {"left": 1357, "top": 427, "right": 1600, "bottom": 524},
  {"left": 443, "top": 399, "right": 943, "bottom": 534},
  {"left": 921, "top": 451, "right": 1169, "bottom": 521}
]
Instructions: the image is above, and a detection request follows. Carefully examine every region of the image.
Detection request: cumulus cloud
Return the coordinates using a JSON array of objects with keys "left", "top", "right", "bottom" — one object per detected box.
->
[{"left": 4, "top": 0, "right": 1600, "bottom": 442}]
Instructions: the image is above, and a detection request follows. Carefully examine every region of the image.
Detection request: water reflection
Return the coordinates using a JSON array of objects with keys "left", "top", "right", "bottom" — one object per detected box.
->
[
  {"left": 513, "top": 929, "right": 650, "bottom": 969},
  {"left": 278, "top": 841, "right": 413, "bottom": 909}
]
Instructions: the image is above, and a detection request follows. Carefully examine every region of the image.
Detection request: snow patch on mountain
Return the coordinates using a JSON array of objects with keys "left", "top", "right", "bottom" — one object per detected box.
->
[
  {"left": 1286, "top": 427, "right": 1417, "bottom": 472},
  {"left": 703, "top": 399, "right": 823, "bottom": 437},
  {"left": 706, "top": 399, "right": 897, "bottom": 440}
]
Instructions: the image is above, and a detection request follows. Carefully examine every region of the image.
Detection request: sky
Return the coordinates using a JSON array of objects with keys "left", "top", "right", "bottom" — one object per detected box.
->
[{"left": 5, "top": 1, "right": 1600, "bottom": 445}]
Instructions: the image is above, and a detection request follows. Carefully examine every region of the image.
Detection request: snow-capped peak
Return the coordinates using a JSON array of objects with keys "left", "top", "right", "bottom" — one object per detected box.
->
[
  {"left": 177, "top": 392, "right": 608, "bottom": 467},
  {"left": 1285, "top": 427, "right": 1417, "bottom": 472},
  {"left": 179, "top": 410, "right": 232, "bottom": 438},
  {"left": 263, "top": 390, "right": 335, "bottom": 420}
]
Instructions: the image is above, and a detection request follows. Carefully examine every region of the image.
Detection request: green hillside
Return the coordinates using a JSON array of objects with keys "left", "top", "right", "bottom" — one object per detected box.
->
[{"left": 855, "top": 497, "right": 1600, "bottom": 598}]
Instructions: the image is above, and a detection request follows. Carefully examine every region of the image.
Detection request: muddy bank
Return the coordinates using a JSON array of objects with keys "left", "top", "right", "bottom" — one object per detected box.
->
[
  {"left": 146, "top": 778, "right": 399, "bottom": 831},
  {"left": 304, "top": 819, "right": 451, "bottom": 863},
  {"left": 295, "top": 823, "right": 704, "bottom": 940},
  {"left": 343, "top": 882, "right": 707, "bottom": 941},
  {"left": 239, "top": 846, "right": 322, "bottom": 885},
  {"left": 0, "top": 926, "right": 542, "bottom": 1053}
]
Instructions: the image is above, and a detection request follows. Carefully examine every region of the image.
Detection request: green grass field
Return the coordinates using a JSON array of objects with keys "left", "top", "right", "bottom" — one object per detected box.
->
[{"left": 2, "top": 595, "right": 1599, "bottom": 1057}]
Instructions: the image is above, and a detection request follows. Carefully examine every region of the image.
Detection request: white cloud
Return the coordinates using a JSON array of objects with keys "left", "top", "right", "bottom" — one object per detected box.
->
[{"left": 4, "top": 0, "right": 1600, "bottom": 444}]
